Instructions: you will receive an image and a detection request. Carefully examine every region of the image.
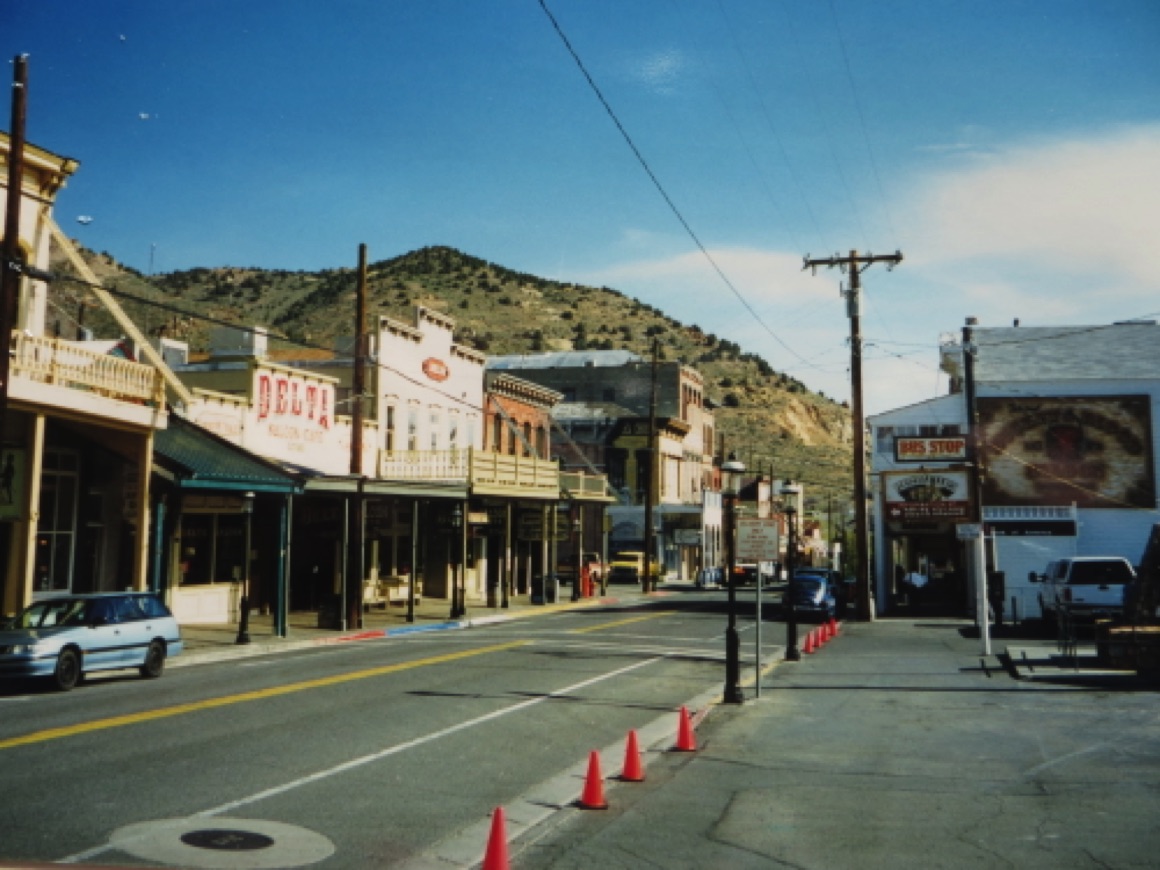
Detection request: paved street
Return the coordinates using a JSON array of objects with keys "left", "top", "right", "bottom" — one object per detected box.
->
[
  {"left": 0, "top": 590, "right": 768, "bottom": 868},
  {"left": 2, "top": 593, "right": 1158, "bottom": 869}
]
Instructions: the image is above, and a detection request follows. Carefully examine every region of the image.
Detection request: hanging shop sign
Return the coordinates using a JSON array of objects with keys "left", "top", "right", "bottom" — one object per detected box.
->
[
  {"left": 978, "top": 394, "right": 1156, "bottom": 509},
  {"left": 883, "top": 470, "right": 972, "bottom": 522}
]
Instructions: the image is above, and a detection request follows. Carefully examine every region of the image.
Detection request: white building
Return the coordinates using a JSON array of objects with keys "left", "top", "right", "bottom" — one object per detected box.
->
[{"left": 869, "top": 320, "right": 1160, "bottom": 621}]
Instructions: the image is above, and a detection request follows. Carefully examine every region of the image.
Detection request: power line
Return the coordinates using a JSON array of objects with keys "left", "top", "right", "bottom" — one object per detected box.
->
[{"left": 536, "top": 0, "right": 820, "bottom": 372}]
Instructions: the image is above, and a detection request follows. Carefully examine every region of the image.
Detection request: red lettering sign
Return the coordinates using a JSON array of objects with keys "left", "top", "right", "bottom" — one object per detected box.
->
[{"left": 258, "top": 374, "right": 271, "bottom": 420}]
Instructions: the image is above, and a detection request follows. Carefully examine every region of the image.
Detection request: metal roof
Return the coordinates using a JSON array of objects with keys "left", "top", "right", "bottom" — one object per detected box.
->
[
  {"left": 487, "top": 350, "right": 642, "bottom": 370},
  {"left": 153, "top": 415, "right": 300, "bottom": 493},
  {"left": 942, "top": 322, "right": 1160, "bottom": 383}
]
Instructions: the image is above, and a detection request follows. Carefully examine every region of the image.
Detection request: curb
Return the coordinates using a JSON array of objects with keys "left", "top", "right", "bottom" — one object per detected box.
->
[{"left": 172, "top": 594, "right": 633, "bottom": 668}]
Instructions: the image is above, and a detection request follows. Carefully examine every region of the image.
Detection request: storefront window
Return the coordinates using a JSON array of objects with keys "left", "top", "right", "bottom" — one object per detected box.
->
[
  {"left": 179, "top": 513, "right": 246, "bottom": 584},
  {"left": 35, "top": 449, "right": 79, "bottom": 593}
]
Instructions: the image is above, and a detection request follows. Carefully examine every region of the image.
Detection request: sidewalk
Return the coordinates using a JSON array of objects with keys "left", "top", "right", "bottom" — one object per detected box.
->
[
  {"left": 171, "top": 586, "right": 662, "bottom": 668},
  {"left": 501, "top": 617, "right": 1160, "bottom": 870}
]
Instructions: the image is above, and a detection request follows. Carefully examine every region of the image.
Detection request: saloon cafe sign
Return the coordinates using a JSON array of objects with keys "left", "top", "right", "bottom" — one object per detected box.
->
[{"left": 883, "top": 470, "right": 972, "bottom": 522}]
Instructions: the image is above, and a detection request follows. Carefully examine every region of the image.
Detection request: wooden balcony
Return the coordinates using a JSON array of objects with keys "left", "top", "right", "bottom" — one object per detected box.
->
[
  {"left": 379, "top": 448, "right": 470, "bottom": 482},
  {"left": 470, "top": 450, "right": 559, "bottom": 498},
  {"left": 7, "top": 333, "right": 167, "bottom": 428},
  {"left": 560, "top": 470, "right": 617, "bottom": 503},
  {"left": 378, "top": 449, "right": 583, "bottom": 500}
]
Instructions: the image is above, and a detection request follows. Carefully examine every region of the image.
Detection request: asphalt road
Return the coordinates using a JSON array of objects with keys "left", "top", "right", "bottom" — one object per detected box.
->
[{"left": 0, "top": 594, "right": 770, "bottom": 868}]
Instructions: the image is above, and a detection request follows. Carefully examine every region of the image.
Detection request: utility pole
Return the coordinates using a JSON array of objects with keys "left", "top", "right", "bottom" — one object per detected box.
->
[
  {"left": 962, "top": 317, "right": 991, "bottom": 654},
  {"left": 346, "top": 244, "right": 369, "bottom": 630},
  {"left": 804, "top": 250, "right": 903, "bottom": 621},
  {"left": 642, "top": 338, "right": 659, "bottom": 593},
  {"left": 1, "top": 55, "right": 28, "bottom": 450}
]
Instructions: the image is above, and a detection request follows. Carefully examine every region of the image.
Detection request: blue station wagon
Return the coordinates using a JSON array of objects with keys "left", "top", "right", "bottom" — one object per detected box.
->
[{"left": 0, "top": 592, "right": 184, "bottom": 691}]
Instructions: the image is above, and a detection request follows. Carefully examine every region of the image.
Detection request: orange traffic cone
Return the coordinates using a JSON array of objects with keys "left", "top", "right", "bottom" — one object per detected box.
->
[
  {"left": 831, "top": 617, "right": 840, "bottom": 635},
  {"left": 622, "top": 729, "right": 645, "bottom": 782},
  {"left": 482, "top": 806, "right": 509, "bottom": 870},
  {"left": 675, "top": 705, "right": 697, "bottom": 752},
  {"left": 578, "top": 751, "right": 608, "bottom": 809},
  {"left": 821, "top": 621, "right": 832, "bottom": 643},
  {"left": 803, "top": 630, "right": 815, "bottom": 654}
]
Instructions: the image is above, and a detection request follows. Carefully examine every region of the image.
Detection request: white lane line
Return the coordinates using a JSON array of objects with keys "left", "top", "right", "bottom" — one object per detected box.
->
[{"left": 57, "top": 656, "right": 662, "bottom": 865}]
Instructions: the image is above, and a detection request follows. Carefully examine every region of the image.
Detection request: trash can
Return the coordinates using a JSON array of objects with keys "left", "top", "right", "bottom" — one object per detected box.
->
[
  {"left": 531, "top": 574, "right": 558, "bottom": 605},
  {"left": 317, "top": 594, "right": 342, "bottom": 629}
]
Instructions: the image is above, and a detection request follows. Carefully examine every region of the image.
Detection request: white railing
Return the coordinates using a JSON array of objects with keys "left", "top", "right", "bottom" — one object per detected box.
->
[
  {"left": 11, "top": 333, "right": 164, "bottom": 404},
  {"left": 379, "top": 448, "right": 470, "bottom": 481}
]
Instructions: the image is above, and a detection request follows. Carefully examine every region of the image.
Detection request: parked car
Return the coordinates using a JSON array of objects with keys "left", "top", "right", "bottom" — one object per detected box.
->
[
  {"left": 607, "top": 551, "right": 659, "bottom": 584},
  {"left": 695, "top": 567, "right": 723, "bottom": 589},
  {"left": 0, "top": 592, "right": 184, "bottom": 691},
  {"left": 1031, "top": 556, "right": 1135, "bottom": 626},
  {"left": 782, "top": 572, "right": 837, "bottom": 621},
  {"left": 793, "top": 568, "right": 850, "bottom": 615}
]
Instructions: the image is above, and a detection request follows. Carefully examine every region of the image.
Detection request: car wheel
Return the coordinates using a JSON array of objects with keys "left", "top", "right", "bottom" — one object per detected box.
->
[
  {"left": 53, "top": 648, "right": 82, "bottom": 691},
  {"left": 140, "top": 641, "right": 166, "bottom": 679}
]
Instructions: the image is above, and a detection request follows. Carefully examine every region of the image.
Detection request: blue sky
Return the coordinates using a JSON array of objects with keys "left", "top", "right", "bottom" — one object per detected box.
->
[{"left": 5, "top": 1, "right": 1159, "bottom": 417}]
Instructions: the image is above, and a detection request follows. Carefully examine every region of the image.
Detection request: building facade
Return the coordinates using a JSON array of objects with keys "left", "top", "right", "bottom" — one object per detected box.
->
[{"left": 869, "top": 320, "right": 1160, "bottom": 621}]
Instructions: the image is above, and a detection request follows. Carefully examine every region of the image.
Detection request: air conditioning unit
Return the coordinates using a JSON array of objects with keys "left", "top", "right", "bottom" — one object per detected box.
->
[{"left": 210, "top": 326, "right": 267, "bottom": 359}]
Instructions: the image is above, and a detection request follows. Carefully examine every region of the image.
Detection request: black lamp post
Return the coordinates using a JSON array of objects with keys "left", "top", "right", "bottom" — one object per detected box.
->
[
  {"left": 449, "top": 503, "right": 464, "bottom": 619},
  {"left": 722, "top": 453, "right": 745, "bottom": 704},
  {"left": 235, "top": 491, "right": 255, "bottom": 645},
  {"left": 571, "top": 509, "right": 583, "bottom": 602},
  {"left": 781, "top": 481, "right": 801, "bottom": 661}
]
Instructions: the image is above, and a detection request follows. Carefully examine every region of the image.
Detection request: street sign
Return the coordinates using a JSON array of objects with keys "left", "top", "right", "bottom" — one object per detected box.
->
[
  {"left": 737, "top": 518, "right": 779, "bottom": 562},
  {"left": 956, "top": 523, "right": 983, "bottom": 540}
]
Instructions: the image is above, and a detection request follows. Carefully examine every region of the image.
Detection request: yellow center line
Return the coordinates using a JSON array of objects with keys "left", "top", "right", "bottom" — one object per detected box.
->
[
  {"left": 570, "top": 611, "right": 676, "bottom": 634},
  {"left": 0, "top": 640, "right": 529, "bottom": 751}
]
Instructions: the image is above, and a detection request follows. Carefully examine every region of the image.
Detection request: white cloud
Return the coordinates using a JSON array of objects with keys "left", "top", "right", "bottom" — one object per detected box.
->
[
  {"left": 905, "top": 125, "right": 1160, "bottom": 305},
  {"left": 575, "top": 125, "right": 1160, "bottom": 416},
  {"left": 631, "top": 49, "right": 685, "bottom": 94}
]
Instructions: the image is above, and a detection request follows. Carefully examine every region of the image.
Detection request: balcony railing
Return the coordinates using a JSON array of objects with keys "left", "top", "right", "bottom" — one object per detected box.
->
[
  {"left": 469, "top": 450, "right": 559, "bottom": 496},
  {"left": 560, "top": 470, "right": 616, "bottom": 502},
  {"left": 379, "top": 448, "right": 469, "bottom": 481},
  {"left": 11, "top": 333, "right": 164, "bottom": 405},
  {"left": 378, "top": 449, "right": 601, "bottom": 500}
]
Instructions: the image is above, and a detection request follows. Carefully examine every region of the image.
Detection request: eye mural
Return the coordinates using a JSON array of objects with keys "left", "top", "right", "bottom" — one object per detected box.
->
[{"left": 978, "top": 395, "right": 1155, "bottom": 509}]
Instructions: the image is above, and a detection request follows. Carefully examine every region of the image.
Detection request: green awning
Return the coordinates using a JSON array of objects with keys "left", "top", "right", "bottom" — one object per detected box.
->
[{"left": 153, "top": 415, "right": 301, "bottom": 494}]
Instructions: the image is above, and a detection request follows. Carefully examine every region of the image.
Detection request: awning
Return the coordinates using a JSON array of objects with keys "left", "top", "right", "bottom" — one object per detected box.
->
[{"left": 153, "top": 415, "right": 301, "bottom": 494}]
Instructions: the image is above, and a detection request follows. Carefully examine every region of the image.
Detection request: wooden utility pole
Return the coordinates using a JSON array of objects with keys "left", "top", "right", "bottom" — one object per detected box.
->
[
  {"left": 0, "top": 55, "right": 28, "bottom": 446},
  {"left": 804, "top": 250, "right": 903, "bottom": 621},
  {"left": 642, "top": 338, "right": 659, "bottom": 592},
  {"left": 346, "top": 244, "right": 369, "bottom": 630}
]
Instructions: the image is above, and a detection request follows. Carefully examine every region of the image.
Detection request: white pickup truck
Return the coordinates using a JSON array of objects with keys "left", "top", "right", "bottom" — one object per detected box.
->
[{"left": 1032, "top": 556, "right": 1135, "bottom": 626}]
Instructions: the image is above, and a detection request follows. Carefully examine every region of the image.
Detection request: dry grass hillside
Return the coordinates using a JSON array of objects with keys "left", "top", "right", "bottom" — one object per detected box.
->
[{"left": 49, "top": 243, "right": 854, "bottom": 503}]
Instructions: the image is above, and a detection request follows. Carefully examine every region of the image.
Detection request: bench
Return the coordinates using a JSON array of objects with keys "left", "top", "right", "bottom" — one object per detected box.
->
[{"left": 363, "top": 576, "right": 422, "bottom": 609}]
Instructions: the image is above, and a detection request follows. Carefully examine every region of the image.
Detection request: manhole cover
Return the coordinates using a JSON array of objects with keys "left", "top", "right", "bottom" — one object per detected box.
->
[
  {"left": 109, "top": 817, "right": 335, "bottom": 869},
  {"left": 181, "top": 829, "right": 276, "bottom": 851}
]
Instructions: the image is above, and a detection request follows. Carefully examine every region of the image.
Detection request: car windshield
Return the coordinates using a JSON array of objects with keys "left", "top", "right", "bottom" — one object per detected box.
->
[
  {"left": 795, "top": 579, "right": 824, "bottom": 593},
  {"left": 13, "top": 598, "right": 90, "bottom": 629}
]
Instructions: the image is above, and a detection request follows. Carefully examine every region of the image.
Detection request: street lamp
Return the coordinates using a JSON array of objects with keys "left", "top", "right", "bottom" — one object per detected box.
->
[
  {"left": 449, "top": 503, "right": 464, "bottom": 619},
  {"left": 235, "top": 492, "right": 255, "bottom": 645},
  {"left": 781, "top": 481, "right": 801, "bottom": 661},
  {"left": 722, "top": 452, "right": 745, "bottom": 704},
  {"left": 571, "top": 508, "right": 583, "bottom": 602}
]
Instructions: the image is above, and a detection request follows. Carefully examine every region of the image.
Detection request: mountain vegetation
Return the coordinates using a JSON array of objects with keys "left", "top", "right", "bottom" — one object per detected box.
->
[{"left": 49, "top": 243, "right": 854, "bottom": 506}]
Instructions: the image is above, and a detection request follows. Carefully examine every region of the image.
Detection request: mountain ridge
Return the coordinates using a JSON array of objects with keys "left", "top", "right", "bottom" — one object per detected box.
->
[{"left": 50, "top": 242, "right": 854, "bottom": 501}]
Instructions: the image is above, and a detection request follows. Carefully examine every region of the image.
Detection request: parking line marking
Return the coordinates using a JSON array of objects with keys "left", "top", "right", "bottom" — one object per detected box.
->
[
  {"left": 0, "top": 640, "right": 529, "bottom": 752},
  {"left": 570, "top": 611, "right": 676, "bottom": 634}
]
